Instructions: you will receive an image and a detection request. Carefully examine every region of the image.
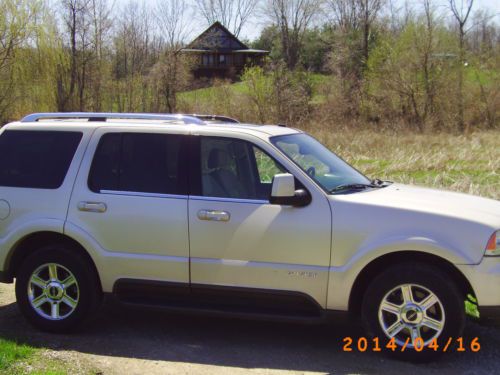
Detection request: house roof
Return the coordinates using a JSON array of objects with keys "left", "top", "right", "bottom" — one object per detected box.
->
[{"left": 180, "top": 22, "right": 268, "bottom": 53}]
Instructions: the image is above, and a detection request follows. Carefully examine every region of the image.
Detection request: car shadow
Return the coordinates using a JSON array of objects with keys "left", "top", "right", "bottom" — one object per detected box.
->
[{"left": 0, "top": 300, "right": 499, "bottom": 374}]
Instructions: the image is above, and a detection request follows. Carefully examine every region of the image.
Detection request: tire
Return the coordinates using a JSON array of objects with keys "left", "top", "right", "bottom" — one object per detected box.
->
[
  {"left": 361, "top": 262, "right": 465, "bottom": 362},
  {"left": 15, "top": 244, "right": 101, "bottom": 333}
]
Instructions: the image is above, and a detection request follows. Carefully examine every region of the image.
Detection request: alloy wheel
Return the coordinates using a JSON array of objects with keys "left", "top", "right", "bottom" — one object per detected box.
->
[
  {"left": 27, "top": 263, "right": 80, "bottom": 320},
  {"left": 378, "top": 283, "right": 445, "bottom": 348}
]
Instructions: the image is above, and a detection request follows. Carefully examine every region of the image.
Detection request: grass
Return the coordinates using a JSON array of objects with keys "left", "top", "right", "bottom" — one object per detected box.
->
[
  {"left": 178, "top": 73, "right": 330, "bottom": 107},
  {"left": 0, "top": 338, "right": 87, "bottom": 375},
  {"left": 0, "top": 338, "right": 34, "bottom": 373},
  {"left": 310, "top": 128, "right": 499, "bottom": 200}
]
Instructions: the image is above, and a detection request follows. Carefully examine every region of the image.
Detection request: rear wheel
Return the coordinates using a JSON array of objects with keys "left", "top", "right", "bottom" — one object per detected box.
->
[
  {"left": 361, "top": 262, "right": 465, "bottom": 361},
  {"left": 15, "top": 245, "right": 101, "bottom": 333}
]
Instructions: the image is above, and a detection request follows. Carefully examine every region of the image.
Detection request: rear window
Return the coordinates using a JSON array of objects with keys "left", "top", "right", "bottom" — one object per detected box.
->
[
  {"left": 0, "top": 130, "right": 82, "bottom": 189},
  {"left": 88, "top": 132, "right": 186, "bottom": 195}
]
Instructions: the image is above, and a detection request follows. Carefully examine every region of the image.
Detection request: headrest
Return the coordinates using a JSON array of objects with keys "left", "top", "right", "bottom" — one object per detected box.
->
[{"left": 207, "top": 148, "right": 232, "bottom": 169}]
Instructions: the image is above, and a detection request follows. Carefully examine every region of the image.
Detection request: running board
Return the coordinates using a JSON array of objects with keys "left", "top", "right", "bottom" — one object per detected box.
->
[{"left": 112, "top": 279, "right": 327, "bottom": 323}]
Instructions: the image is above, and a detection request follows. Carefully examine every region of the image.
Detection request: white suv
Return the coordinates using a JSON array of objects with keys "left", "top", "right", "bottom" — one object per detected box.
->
[{"left": 0, "top": 113, "right": 498, "bottom": 360}]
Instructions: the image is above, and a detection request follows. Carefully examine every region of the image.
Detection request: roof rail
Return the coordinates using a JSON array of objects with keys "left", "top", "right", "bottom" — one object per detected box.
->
[
  {"left": 21, "top": 112, "right": 205, "bottom": 125},
  {"left": 190, "top": 114, "right": 239, "bottom": 123}
]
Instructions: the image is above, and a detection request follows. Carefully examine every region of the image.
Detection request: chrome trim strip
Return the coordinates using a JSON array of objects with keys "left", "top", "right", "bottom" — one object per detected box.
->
[
  {"left": 100, "top": 190, "right": 188, "bottom": 199},
  {"left": 191, "top": 257, "right": 329, "bottom": 272},
  {"left": 189, "top": 195, "right": 268, "bottom": 205},
  {"left": 106, "top": 252, "right": 189, "bottom": 262}
]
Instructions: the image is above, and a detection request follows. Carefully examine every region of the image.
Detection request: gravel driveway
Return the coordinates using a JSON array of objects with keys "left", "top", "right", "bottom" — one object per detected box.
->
[{"left": 1, "top": 283, "right": 499, "bottom": 375}]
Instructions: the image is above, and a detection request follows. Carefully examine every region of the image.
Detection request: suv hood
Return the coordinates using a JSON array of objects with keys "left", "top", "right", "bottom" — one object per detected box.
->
[
  {"left": 328, "top": 184, "right": 500, "bottom": 266},
  {"left": 342, "top": 183, "right": 500, "bottom": 228}
]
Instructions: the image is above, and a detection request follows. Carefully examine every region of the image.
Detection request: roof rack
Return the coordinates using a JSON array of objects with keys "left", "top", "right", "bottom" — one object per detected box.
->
[
  {"left": 21, "top": 112, "right": 205, "bottom": 125},
  {"left": 189, "top": 114, "right": 239, "bottom": 123}
]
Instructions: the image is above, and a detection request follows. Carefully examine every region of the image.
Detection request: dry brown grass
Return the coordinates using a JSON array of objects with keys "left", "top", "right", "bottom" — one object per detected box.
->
[{"left": 308, "top": 128, "right": 499, "bottom": 200}]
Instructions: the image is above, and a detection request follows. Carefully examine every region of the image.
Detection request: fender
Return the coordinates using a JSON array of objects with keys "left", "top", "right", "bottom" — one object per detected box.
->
[
  {"left": 326, "top": 235, "right": 475, "bottom": 311},
  {"left": 0, "top": 219, "right": 65, "bottom": 271}
]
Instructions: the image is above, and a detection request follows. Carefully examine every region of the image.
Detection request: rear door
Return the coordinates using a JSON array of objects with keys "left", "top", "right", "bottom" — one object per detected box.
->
[{"left": 66, "top": 127, "right": 190, "bottom": 291}]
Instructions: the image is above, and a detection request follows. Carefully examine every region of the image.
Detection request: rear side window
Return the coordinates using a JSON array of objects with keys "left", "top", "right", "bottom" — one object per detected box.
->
[
  {"left": 0, "top": 130, "right": 82, "bottom": 189},
  {"left": 88, "top": 133, "right": 186, "bottom": 195}
]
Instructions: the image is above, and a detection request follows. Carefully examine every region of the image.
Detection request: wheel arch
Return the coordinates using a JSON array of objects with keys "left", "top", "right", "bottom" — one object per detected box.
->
[
  {"left": 348, "top": 251, "right": 476, "bottom": 317},
  {"left": 5, "top": 231, "right": 102, "bottom": 291}
]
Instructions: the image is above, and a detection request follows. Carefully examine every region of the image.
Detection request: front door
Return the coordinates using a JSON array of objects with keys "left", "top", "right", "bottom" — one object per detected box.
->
[{"left": 188, "top": 136, "right": 332, "bottom": 307}]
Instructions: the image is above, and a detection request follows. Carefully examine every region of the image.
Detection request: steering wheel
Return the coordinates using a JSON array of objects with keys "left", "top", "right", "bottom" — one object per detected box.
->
[{"left": 306, "top": 166, "right": 316, "bottom": 178}]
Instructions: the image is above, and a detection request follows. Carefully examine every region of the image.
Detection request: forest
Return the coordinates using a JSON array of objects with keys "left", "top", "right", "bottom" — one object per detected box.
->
[{"left": 0, "top": 0, "right": 498, "bottom": 133}]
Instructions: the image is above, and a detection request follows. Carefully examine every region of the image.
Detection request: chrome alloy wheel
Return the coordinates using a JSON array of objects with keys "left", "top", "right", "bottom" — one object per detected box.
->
[
  {"left": 27, "top": 263, "right": 80, "bottom": 320},
  {"left": 378, "top": 283, "right": 445, "bottom": 348}
]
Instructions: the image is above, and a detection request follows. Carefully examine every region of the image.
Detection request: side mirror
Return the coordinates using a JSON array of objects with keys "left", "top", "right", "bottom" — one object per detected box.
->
[{"left": 269, "top": 173, "right": 311, "bottom": 207}]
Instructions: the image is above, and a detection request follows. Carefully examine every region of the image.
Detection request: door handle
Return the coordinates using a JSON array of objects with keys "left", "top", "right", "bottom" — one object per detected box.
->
[
  {"left": 197, "top": 209, "right": 230, "bottom": 222},
  {"left": 78, "top": 201, "right": 107, "bottom": 213}
]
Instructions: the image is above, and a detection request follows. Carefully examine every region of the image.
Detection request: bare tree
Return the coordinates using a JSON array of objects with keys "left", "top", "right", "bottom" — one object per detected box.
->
[
  {"left": 267, "top": 0, "right": 322, "bottom": 69},
  {"left": 59, "top": 0, "right": 93, "bottom": 111},
  {"left": 195, "top": 0, "right": 259, "bottom": 37},
  {"left": 151, "top": 0, "right": 194, "bottom": 113},
  {"left": 358, "top": 0, "right": 384, "bottom": 64},
  {"left": 112, "top": 1, "right": 158, "bottom": 111},
  {"left": 156, "top": 0, "right": 190, "bottom": 49},
  {"left": 420, "top": 0, "right": 437, "bottom": 123},
  {"left": 325, "top": 0, "right": 382, "bottom": 112},
  {"left": 327, "top": 0, "right": 383, "bottom": 61},
  {"left": 89, "top": 0, "right": 113, "bottom": 111},
  {"left": 327, "top": 0, "right": 360, "bottom": 32},
  {"left": 449, "top": 0, "right": 474, "bottom": 132}
]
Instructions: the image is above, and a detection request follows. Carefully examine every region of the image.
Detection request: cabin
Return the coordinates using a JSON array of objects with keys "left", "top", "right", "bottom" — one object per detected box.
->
[{"left": 180, "top": 22, "right": 268, "bottom": 80}]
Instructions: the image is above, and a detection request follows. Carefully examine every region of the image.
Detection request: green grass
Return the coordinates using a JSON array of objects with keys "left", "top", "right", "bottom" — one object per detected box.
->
[
  {"left": 0, "top": 338, "right": 34, "bottom": 372},
  {"left": 0, "top": 338, "right": 77, "bottom": 375},
  {"left": 179, "top": 81, "right": 247, "bottom": 103},
  {"left": 178, "top": 73, "right": 330, "bottom": 107}
]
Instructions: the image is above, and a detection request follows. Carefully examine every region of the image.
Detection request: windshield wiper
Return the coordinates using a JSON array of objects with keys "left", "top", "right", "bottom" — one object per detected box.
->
[
  {"left": 371, "top": 178, "right": 393, "bottom": 187},
  {"left": 330, "top": 183, "right": 377, "bottom": 193},
  {"left": 330, "top": 179, "right": 393, "bottom": 193}
]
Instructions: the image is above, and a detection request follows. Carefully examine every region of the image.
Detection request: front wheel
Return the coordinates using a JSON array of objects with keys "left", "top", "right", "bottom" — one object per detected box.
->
[
  {"left": 361, "top": 263, "right": 466, "bottom": 361},
  {"left": 15, "top": 245, "right": 101, "bottom": 333}
]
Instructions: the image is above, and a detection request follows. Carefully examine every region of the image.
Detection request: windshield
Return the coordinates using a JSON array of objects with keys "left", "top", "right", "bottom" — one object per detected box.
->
[{"left": 270, "top": 133, "right": 371, "bottom": 193}]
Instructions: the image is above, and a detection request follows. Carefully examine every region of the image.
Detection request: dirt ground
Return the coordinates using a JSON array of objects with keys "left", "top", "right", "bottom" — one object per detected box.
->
[{"left": 1, "top": 283, "right": 499, "bottom": 375}]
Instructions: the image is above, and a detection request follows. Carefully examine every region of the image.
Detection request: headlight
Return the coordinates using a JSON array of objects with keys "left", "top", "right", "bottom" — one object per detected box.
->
[{"left": 485, "top": 230, "right": 500, "bottom": 256}]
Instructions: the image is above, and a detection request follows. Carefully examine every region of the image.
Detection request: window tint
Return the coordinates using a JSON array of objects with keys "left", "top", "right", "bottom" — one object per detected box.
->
[
  {"left": 0, "top": 130, "right": 82, "bottom": 189},
  {"left": 254, "top": 146, "right": 283, "bottom": 183},
  {"left": 89, "top": 133, "right": 185, "bottom": 195},
  {"left": 200, "top": 137, "right": 284, "bottom": 200}
]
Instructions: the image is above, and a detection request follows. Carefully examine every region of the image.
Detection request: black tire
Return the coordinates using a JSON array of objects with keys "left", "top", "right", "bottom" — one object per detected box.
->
[
  {"left": 15, "top": 244, "right": 101, "bottom": 333},
  {"left": 361, "top": 262, "right": 465, "bottom": 362}
]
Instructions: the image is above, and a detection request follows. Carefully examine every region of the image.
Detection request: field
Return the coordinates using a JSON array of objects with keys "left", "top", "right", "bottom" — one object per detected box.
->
[{"left": 310, "top": 128, "right": 499, "bottom": 200}]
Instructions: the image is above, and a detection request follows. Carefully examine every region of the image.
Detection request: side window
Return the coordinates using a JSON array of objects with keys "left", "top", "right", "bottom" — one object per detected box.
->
[
  {"left": 0, "top": 130, "right": 82, "bottom": 189},
  {"left": 88, "top": 132, "right": 185, "bottom": 195},
  {"left": 253, "top": 146, "right": 284, "bottom": 183},
  {"left": 200, "top": 137, "right": 284, "bottom": 200}
]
